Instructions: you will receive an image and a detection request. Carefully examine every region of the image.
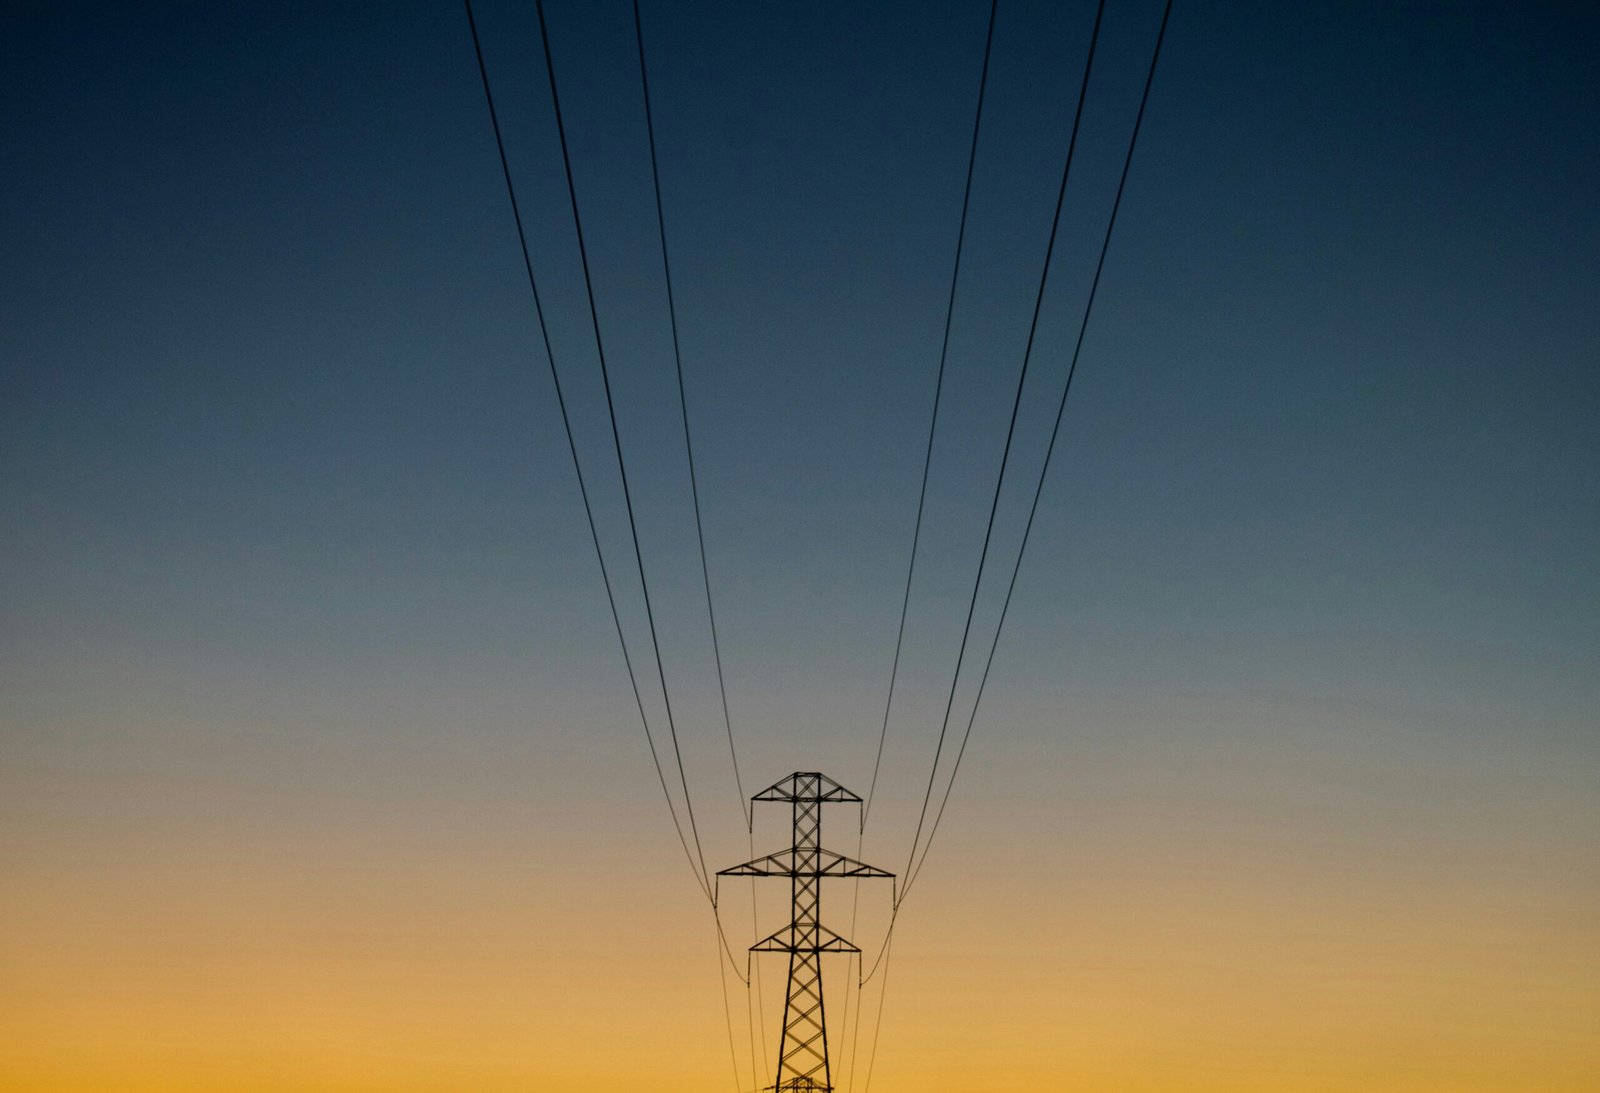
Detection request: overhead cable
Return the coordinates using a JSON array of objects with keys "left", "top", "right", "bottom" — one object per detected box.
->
[
  {"left": 903, "top": 0, "right": 1174, "bottom": 903},
  {"left": 900, "top": 0, "right": 1109, "bottom": 891},
  {"left": 846, "top": 5, "right": 1001, "bottom": 1083},
  {"left": 861, "top": 0, "right": 1001, "bottom": 832},
  {"left": 631, "top": 1, "right": 774, "bottom": 1060},
  {"left": 713, "top": 919, "right": 748, "bottom": 1093},
  {"left": 857, "top": 927, "right": 897, "bottom": 1093},
  {"left": 462, "top": 0, "right": 711, "bottom": 903},
  {"left": 533, "top": 0, "right": 713, "bottom": 891},
  {"left": 860, "top": 0, "right": 1174, "bottom": 986},
  {"left": 632, "top": 0, "right": 751, "bottom": 831}
]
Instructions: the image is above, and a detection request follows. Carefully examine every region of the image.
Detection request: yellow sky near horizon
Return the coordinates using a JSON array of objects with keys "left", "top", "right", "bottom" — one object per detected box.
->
[{"left": 5, "top": 701, "right": 1596, "bottom": 1093}]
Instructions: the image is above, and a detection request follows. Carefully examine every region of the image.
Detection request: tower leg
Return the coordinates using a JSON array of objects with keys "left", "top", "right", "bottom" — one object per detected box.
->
[{"left": 776, "top": 948, "right": 829, "bottom": 1091}]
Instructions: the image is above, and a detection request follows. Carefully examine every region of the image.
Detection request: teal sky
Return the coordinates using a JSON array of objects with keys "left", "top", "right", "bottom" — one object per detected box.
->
[{"left": 7, "top": 0, "right": 1595, "bottom": 788}]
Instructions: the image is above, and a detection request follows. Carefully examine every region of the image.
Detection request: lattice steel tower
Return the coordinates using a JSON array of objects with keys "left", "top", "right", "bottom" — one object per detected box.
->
[{"left": 719, "top": 772, "right": 893, "bottom": 1093}]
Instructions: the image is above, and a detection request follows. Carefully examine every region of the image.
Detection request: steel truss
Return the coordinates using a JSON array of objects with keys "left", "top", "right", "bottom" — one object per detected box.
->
[{"left": 720, "top": 772, "right": 893, "bottom": 1093}]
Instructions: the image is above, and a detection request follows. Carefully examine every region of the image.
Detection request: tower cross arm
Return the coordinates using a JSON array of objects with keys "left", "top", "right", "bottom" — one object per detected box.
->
[
  {"left": 752, "top": 922, "right": 862, "bottom": 954},
  {"left": 752, "top": 771, "right": 862, "bottom": 804},
  {"left": 716, "top": 846, "right": 894, "bottom": 879}
]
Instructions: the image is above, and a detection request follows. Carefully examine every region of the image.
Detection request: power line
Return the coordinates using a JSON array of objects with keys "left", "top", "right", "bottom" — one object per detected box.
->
[
  {"left": 845, "top": 6, "right": 1000, "bottom": 1082},
  {"left": 632, "top": 0, "right": 750, "bottom": 831},
  {"left": 901, "top": 0, "right": 1108, "bottom": 889},
  {"left": 630, "top": 3, "right": 774, "bottom": 1065},
  {"left": 746, "top": 947, "right": 768, "bottom": 1093},
  {"left": 861, "top": 0, "right": 1000, "bottom": 833},
  {"left": 461, "top": 0, "right": 711, "bottom": 904},
  {"left": 520, "top": 15, "right": 755, "bottom": 1091},
  {"left": 475, "top": 0, "right": 1174, "bottom": 1084},
  {"left": 903, "top": 0, "right": 1175, "bottom": 904},
  {"left": 857, "top": 882, "right": 901, "bottom": 984},
  {"left": 532, "top": 0, "right": 714, "bottom": 892},
  {"left": 713, "top": 918, "right": 747, "bottom": 1093},
  {"left": 749, "top": 901, "right": 770, "bottom": 1077},
  {"left": 837, "top": 951, "right": 857, "bottom": 1090},
  {"left": 860, "top": 0, "right": 1174, "bottom": 984},
  {"left": 467, "top": 0, "right": 755, "bottom": 1018},
  {"left": 857, "top": 927, "right": 897, "bottom": 1093}
]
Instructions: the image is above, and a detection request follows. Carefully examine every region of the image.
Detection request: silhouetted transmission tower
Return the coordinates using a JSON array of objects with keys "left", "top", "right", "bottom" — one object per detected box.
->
[{"left": 720, "top": 772, "right": 894, "bottom": 1093}]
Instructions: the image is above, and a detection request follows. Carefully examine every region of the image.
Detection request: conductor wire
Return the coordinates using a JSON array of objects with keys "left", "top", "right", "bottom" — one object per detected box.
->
[
  {"left": 533, "top": 0, "right": 714, "bottom": 892},
  {"left": 847, "top": 1, "right": 1000, "bottom": 1077},
  {"left": 903, "top": 0, "right": 1174, "bottom": 903},
  {"left": 861, "top": 0, "right": 1000, "bottom": 832},
  {"left": 632, "top": 0, "right": 750, "bottom": 831},
  {"left": 901, "top": 0, "right": 1108, "bottom": 890},
  {"left": 463, "top": 0, "right": 710, "bottom": 904}
]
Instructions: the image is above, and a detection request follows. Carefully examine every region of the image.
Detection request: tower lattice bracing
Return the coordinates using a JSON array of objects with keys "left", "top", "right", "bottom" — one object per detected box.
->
[{"left": 719, "top": 772, "right": 893, "bottom": 1093}]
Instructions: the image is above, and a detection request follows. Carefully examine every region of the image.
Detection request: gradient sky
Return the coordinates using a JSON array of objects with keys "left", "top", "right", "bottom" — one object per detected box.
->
[{"left": 3, "top": 1, "right": 1597, "bottom": 1090}]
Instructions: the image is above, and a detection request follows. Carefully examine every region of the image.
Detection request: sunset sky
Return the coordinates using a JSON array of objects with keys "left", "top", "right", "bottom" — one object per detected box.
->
[{"left": 3, "top": 1, "right": 1597, "bottom": 1090}]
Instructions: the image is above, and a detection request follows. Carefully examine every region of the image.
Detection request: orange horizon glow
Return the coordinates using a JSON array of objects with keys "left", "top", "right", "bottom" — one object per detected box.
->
[{"left": 5, "top": 701, "right": 1595, "bottom": 1091}]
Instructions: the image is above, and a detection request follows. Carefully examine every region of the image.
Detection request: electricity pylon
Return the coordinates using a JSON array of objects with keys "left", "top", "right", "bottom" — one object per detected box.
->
[{"left": 719, "top": 772, "right": 894, "bottom": 1093}]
